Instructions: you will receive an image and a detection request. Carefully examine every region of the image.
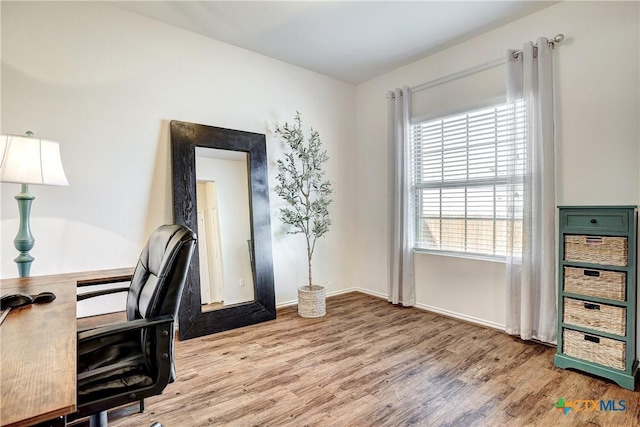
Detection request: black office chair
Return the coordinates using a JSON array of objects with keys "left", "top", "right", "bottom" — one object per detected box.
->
[{"left": 69, "top": 224, "right": 196, "bottom": 427}]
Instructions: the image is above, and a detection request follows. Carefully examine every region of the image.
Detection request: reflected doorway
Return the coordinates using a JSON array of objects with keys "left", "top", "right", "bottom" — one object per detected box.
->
[
  {"left": 195, "top": 147, "right": 255, "bottom": 311},
  {"left": 197, "top": 181, "right": 225, "bottom": 310}
]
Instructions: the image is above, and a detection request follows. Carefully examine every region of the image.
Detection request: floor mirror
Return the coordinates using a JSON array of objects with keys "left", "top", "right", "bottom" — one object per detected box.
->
[{"left": 170, "top": 120, "right": 276, "bottom": 340}]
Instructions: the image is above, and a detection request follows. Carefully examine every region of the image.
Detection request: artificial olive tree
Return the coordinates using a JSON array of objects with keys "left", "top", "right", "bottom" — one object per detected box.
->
[{"left": 274, "top": 112, "right": 333, "bottom": 289}]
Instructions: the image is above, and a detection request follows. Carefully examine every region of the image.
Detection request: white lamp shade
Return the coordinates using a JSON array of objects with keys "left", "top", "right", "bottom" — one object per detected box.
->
[{"left": 0, "top": 134, "right": 69, "bottom": 186}]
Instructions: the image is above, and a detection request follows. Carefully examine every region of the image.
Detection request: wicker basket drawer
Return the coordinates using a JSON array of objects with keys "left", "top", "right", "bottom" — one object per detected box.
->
[
  {"left": 564, "top": 235, "right": 628, "bottom": 266},
  {"left": 563, "top": 298, "right": 626, "bottom": 336},
  {"left": 563, "top": 329, "right": 626, "bottom": 371},
  {"left": 563, "top": 267, "right": 626, "bottom": 301}
]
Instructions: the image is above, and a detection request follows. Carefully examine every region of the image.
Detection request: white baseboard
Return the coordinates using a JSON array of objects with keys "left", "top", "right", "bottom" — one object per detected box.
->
[
  {"left": 353, "top": 288, "right": 388, "bottom": 300},
  {"left": 276, "top": 299, "right": 297, "bottom": 309},
  {"left": 275, "top": 286, "right": 358, "bottom": 309},
  {"left": 277, "top": 287, "right": 505, "bottom": 332},
  {"left": 223, "top": 298, "right": 254, "bottom": 306},
  {"left": 413, "top": 302, "right": 505, "bottom": 331},
  {"left": 354, "top": 288, "right": 505, "bottom": 331},
  {"left": 328, "top": 287, "right": 358, "bottom": 297}
]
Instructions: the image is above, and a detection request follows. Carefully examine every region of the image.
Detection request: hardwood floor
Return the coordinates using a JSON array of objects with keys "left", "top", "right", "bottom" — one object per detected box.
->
[{"left": 98, "top": 292, "right": 638, "bottom": 427}]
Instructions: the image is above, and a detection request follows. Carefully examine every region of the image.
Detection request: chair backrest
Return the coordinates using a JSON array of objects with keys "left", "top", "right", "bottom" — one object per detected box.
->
[{"left": 126, "top": 224, "right": 197, "bottom": 321}]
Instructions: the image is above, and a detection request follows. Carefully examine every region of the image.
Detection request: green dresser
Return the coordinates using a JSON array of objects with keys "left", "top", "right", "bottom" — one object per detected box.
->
[{"left": 554, "top": 206, "right": 638, "bottom": 390}]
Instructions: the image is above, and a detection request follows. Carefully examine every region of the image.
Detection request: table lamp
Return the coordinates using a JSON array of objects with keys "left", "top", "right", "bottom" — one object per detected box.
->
[{"left": 0, "top": 132, "right": 69, "bottom": 277}]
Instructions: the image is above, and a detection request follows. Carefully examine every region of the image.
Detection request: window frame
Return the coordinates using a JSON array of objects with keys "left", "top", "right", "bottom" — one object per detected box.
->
[{"left": 410, "top": 97, "right": 524, "bottom": 261}]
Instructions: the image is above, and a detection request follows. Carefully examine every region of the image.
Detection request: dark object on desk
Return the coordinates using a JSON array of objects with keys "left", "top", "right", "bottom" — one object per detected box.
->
[
  {"left": 0, "top": 307, "right": 10, "bottom": 326},
  {"left": 0, "top": 291, "right": 56, "bottom": 309},
  {"left": 67, "top": 224, "right": 196, "bottom": 427}
]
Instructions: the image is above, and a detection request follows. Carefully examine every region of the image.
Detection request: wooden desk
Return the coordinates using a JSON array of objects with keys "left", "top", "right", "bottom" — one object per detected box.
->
[{"left": 0, "top": 268, "right": 133, "bottom": 427}]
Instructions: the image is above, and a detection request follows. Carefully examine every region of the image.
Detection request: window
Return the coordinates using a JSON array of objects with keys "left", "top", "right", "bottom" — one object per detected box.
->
[{"left": 411, "top": 101, "right": 524, "bottom": 258}]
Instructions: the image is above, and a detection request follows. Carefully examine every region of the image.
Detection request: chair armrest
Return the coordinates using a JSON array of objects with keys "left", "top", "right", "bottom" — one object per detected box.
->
[
  {"left": 77, "top": 286, "right": 130, "bottom": 301},
  {"left": 76, "top": 271, "right": 133, "bottom": 288},
  {"left": 78, "top": 315, "right": 174, "bottom": 342},
  {"left": 76, "top": 287, "right": 129, "bottom": 301},
  {"left": 77, "top": 315, "right": 176, "bottom": 398},
  {"left": 76, "top": 269, "right": 132, "bottom": 302}
]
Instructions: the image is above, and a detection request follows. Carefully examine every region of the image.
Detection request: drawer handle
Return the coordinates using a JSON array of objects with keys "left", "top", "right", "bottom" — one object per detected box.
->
[
  {"left": 584, "top": 335, "right": 600, "bottom": 344},
  {"left": 583, "top": 270, "right": 600, "bottom": 277},
  {"left": 584, "top": 303, "right": 600, "bottom": 310},
  {"left": 590, "top": 219, "right": 597, "bottom": 224},
  {"left": 586, "top": 236, "right": 603, "bottom": 244}
]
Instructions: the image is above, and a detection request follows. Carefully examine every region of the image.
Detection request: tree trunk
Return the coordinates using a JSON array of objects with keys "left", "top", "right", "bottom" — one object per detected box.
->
[{"left": 307, "top": 236, "right": 313, "bottom": 289}]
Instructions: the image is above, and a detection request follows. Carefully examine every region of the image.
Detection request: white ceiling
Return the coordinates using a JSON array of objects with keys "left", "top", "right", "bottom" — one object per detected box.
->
[{"left": 112, "top": 1, "right": 557, "bottom": 85}]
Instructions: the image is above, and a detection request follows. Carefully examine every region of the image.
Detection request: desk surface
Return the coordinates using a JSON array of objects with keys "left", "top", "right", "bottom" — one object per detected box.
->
[{"left": 0, "top": 268, "right": 133, "bottom": 427}]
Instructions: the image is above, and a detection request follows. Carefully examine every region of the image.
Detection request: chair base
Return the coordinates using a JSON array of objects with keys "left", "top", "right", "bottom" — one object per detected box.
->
[
  {"left": 78, "top": 400, "right": 144, "bottom": 427},
  {"left": 89, "top": 412, "right": 107, "bottom": 427},
  {"left": 85, "top": 408, "right": 160, "bottom": 427}
]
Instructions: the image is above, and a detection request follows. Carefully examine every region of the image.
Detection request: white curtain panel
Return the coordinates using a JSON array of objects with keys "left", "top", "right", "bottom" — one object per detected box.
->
[
  {"left": 387, "top": 87, "right": 416, "bottom": 306},
  {"left": 505, "top": 39, "right": 557, "bottom": 343}
]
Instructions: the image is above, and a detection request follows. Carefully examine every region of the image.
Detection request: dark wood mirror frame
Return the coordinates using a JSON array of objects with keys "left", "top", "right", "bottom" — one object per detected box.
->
[{"left": 170, "top": 120, "right": 276, "bottom": 340}]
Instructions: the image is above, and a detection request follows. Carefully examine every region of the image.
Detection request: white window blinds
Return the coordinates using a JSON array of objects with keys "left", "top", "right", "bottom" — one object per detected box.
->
[{"left": 411, "top": 101, "right": 525, "bottom": 257}]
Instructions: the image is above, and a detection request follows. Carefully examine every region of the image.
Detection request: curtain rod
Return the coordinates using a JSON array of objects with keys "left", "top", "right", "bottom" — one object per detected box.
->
[
  {"left": 411, "top": 57, "right": 505, "bottom": 93},
  {"left": 410, "top": 34, "right": 565, "bottom": 94}
]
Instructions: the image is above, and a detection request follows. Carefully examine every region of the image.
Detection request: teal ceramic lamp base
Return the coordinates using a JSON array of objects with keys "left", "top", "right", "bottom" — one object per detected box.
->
[
  {"left": 13, "top": 183, "right": 35, "bottom": 277},
  {"left": 1, "top": 132, "right": 69, "bottom": 277}
]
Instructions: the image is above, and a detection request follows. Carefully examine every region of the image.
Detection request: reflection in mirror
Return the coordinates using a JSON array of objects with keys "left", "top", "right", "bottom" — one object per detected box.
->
[{"left": 195, "top": 148, "right": 255, "bottom": 311}]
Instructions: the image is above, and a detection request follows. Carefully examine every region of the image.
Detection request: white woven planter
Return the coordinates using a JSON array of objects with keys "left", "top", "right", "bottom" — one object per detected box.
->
[{"left": 297, "top": 285, "right": 326, "bottom": 318}]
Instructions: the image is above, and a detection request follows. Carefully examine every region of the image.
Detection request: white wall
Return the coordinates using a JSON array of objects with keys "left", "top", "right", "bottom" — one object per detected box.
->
[
  {"left": 3, "top": 1, "right": 639, "bottom": 333},
  {"left": 355, "top": 1, "right": 640, "bottom": 329},
  {"left": 0, "top": 2, "right": 357, "bottom": 308}
]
